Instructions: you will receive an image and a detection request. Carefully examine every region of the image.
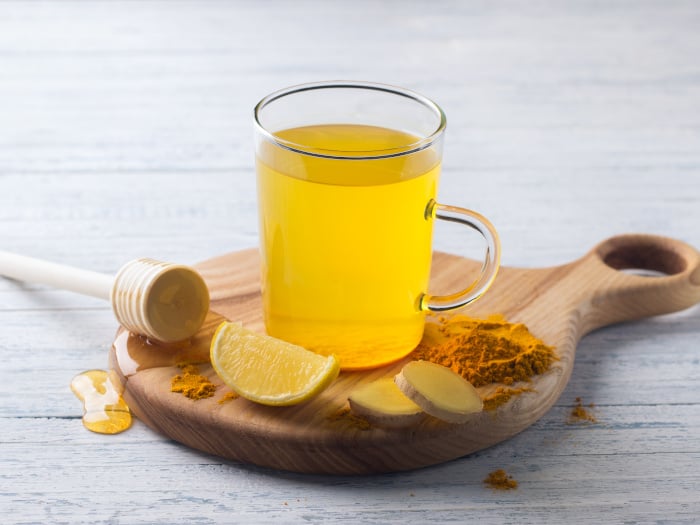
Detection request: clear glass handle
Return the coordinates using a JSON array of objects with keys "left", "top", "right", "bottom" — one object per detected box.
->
[{"left": 420, "top": 200, "right": 501, "bottom": 312}]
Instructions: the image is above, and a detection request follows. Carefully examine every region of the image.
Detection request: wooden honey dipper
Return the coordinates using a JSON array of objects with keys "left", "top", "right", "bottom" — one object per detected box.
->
[{"left": 0, "top": 252, "right": 210, "bottom": 343}]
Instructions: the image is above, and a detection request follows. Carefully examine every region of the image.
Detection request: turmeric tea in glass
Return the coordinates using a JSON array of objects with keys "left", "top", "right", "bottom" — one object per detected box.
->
[{"left": 254, "top": 81, "right": 500, "bottom": 370}]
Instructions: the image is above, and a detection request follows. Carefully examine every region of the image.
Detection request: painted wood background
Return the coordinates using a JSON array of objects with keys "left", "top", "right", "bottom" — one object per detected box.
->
[{"left": 1, "top": 1, "right": 698, "bottom": 523}]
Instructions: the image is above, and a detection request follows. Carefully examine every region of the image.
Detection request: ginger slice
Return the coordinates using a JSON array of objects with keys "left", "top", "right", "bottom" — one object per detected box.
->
[
  {"left": 395, "top": 360, "right": 483, "bottom": 423},
  {"left": 348, "top": 377, "right": 424, "bottom": 428}
]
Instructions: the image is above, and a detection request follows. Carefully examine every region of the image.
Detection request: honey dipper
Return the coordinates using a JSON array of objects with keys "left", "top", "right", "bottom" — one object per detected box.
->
[{"left": 0, "top": 252, "right": 210, "bottom": 343}]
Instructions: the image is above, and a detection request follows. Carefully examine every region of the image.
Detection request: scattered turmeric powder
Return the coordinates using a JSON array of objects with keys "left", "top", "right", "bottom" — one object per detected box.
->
[
  {"left": 484, "top": 469, "right": 518, "bottom": 490},
  {"left": 218, "top": 391, "right": 239, "bottom": 404},
  {"left": 177, "top": 363, "right": 200, "bottom": 376},
  {"left": 171, "top": 363, "right": 217, "bottom": 400},
  {"left": 483, "top": 386, "right": 534, "bottom": 411},
  {"left": 412, "top": 314, "right": 556, "bottom": 387},
  {"left": 326, "top": 406, "right": 372, "bottom": 431},
  {"left": 569, "top": 396, "right": 597, "bottom": 423}
]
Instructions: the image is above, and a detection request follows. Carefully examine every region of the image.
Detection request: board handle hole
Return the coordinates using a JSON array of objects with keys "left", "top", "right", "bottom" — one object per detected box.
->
[{"left": 602, "top": 244, "right": 686, "bottom": 277}]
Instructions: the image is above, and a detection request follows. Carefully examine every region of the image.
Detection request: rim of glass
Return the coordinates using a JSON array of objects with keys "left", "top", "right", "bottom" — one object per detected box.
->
[{"left": 253, "top": 81, "right": 447, "bottom": 160}]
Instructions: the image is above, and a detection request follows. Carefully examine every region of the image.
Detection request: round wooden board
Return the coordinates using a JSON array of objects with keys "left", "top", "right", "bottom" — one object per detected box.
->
[{"left": 110, "top": 234, "right": 700, "bottom": 474}]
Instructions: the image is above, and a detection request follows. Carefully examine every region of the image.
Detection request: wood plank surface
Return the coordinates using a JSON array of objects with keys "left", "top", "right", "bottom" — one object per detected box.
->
[{"left": 1, "top": 0, "right": 699, "bottom": 522}]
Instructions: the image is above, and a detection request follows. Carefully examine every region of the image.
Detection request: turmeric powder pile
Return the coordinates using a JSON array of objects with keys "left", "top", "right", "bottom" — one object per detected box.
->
[
  {"left": 412, "top": 314, "right": 556, "bottom": 388},
  {"left": 569, "top": 396, "right": 597, "bottom": 423},
  {"left": 171, "top": 363, "right": 217, "bottom": 400},
  {"left": 484, "top": 469, "right": 518, "bottom": 490}
]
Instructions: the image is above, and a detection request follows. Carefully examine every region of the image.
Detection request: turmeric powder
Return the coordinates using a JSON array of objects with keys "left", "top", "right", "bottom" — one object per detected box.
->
[
  {"left": 326, "top": 406, "right": 372, "bottom": 431},
  {"left": 412, "top": 314, "right": 556, "bottom": 387},
  {"left": 483, "top": 386, "right": 534, "bottom": 411},
  {"left": 569, "top": 396, "right": 597, "bottom": 423},
  {"left": 218, "top": 391, "right": 239, "bottom": 404},
  {"left": 171, "top": 363, "right": 217, "bottom": 400},
  {"left": 484, "top": 469, "right": 518, "bottom": 490}
]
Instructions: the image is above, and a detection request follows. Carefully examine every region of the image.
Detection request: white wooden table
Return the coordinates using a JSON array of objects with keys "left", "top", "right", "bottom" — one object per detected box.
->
[{"left": 1, "top": 2, "right": 698, "bottom": 523}]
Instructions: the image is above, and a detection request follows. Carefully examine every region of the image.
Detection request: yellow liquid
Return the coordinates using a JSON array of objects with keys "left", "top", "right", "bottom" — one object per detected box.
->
[
  {"left": 256, "top": 124, "right": 441, "bottom": 369},
  {"left": 70, "top": 369, "right": 132, "bottom": 434}
]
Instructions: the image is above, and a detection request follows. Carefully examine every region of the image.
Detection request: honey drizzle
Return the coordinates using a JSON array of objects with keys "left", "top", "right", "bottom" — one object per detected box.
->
[
  {"left": 71, "top": 311, "right": 227, "bottom": 435},
  {"left": 111, "top": 311, "right": 226, "bottom": 376},
  {"left": 70, "top": 370, "right": 132, "bottom": 434}
]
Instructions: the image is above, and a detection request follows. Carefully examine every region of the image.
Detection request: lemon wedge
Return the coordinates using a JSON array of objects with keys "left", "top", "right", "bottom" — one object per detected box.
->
[{"left": 210, "top": 322, "right": 340, "bottom": 406}]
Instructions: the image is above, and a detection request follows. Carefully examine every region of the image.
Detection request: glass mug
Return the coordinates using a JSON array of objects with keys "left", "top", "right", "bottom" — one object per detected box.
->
[{"left": 254, "top": 81, "right": 500, "bottom": 370}]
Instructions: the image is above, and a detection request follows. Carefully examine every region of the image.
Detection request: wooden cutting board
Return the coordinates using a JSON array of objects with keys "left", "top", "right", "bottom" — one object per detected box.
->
[{"left": 109, "top": 234, "right": 700, "bottom": 475}]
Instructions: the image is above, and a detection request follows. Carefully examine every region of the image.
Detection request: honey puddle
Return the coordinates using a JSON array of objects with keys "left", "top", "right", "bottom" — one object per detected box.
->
[
  {"left": 110, "top": 311, "right": 225, "bottom": 376},
  {"left": 71, "top": 311, "right": 226, "bottom": 435},
  {"left": 70, "top": 370, "right": 132, "bottom": 434}
]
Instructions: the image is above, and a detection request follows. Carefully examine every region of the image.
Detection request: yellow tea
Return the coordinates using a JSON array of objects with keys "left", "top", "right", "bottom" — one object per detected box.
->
[{"left": 256, "top": 124, "right": 441, "bottom": 369}]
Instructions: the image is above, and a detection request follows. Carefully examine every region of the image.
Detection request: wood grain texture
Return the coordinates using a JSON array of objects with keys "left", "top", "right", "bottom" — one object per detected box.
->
[
  {"left": 1, "top": 0, "right": 700, "bottom": 522},
  {"left": 110, "top": 236, "right": 700, "bottom": 474}
]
